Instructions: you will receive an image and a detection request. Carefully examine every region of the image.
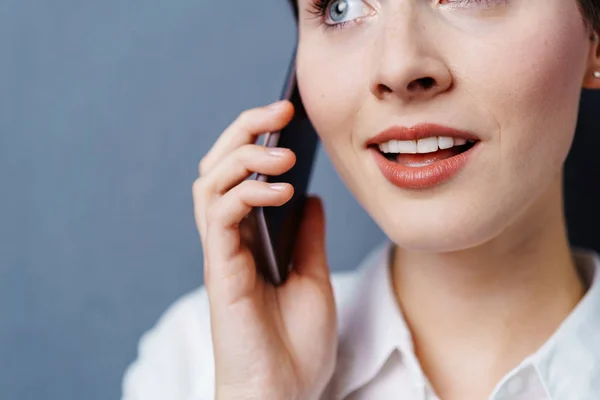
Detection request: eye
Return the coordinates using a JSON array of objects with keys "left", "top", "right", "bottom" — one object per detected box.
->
[{"left": 324, "top": 0, "right": 371, "bottom": 26}]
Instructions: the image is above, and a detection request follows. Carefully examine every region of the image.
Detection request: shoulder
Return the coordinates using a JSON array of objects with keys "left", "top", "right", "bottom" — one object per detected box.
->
[
  {"left": 121, "top": 270, "right": 362, "bottom": 400},
  {"left": 121, "top": 287, "right": 214, "bottom": 400}
]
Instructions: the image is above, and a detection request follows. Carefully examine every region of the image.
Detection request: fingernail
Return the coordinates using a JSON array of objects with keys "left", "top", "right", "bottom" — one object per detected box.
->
[
  {"left": 267, "top": 100, "right": 286, "bottom": 112},
  {"left": 267, "top": 147, "right": 288, "bottom": 157},
  {"left": 269, "top": 183, "right": 287, "bottom": 192}
]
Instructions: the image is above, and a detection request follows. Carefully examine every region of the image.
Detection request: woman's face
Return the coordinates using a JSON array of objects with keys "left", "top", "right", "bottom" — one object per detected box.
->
[{"left": 295, "top": 0, "right": 599, "bottom": 252}]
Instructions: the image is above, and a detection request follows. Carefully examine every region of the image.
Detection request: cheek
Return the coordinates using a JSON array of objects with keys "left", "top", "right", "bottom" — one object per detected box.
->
[
  {"left": 296, "top": 43, "right": 370, "bottom": 143},
  {"left": 457, "top": 3, "right": 589, "bottom": 186},
  {"left": 495, "top": 22, "right": 586, "bottom": 135},
  {"left": 296, "top": 43, "right": 376, "bottom": 188},
  {"left": 504, "top": 26, "right": 586, "bottom": 188}
]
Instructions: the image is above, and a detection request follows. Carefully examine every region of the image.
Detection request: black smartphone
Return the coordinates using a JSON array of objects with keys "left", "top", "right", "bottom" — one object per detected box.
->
[{"left": 239, "top": 54, "right": 320, "bottom": 286}]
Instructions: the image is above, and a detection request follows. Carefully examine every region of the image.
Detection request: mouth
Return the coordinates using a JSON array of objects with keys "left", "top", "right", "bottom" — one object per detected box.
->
[
  {"left": 369, "top": 137, "right": 478, "bottom": 167},
  {"left": 367, "top": 124, "right": 482, "bottom": 189}
]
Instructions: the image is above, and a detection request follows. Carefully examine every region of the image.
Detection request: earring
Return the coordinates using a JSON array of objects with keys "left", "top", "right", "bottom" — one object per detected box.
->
[{"left": 595, "top": 71, "right": 600, "bottom": 79}]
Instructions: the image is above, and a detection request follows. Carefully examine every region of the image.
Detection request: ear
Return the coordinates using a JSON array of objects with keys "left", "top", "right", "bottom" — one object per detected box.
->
[{"left": 582, "top": 30, "right": 600, "bottom": 89}]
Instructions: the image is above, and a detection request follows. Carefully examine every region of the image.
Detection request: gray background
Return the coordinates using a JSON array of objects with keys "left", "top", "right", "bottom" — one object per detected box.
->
[
  {"left": 1, "top": 1, "right": 599, "bottom": 400},
  {"left": 0, "top": 1, "right": 384, "bottom": 399}
]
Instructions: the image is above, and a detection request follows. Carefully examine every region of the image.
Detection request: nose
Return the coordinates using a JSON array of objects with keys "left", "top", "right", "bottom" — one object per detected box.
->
[{"left": 370, "top": 7, "right": 452, "bottom": 103}]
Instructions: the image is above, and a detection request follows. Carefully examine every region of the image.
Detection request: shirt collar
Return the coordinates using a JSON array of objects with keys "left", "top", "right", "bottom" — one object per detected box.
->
[
  {"left": 526, "top": 246, "right": 600, "bottom": 400},
  {"left": 331, "top": 241, "right": 417, "bottom": 399},
  {"left": 330, "top": 241, "right": 600, "bottom": 400}
]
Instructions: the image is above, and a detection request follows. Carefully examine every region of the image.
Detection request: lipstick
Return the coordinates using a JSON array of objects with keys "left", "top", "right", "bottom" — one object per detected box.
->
[{"left": 368, "top": 123, "right": 481, "bottom": 190}]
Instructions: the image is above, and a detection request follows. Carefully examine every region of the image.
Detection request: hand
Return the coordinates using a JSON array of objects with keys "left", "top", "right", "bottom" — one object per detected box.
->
[{"left": 192, "top": 100, "right": 338, "bottom": 400}]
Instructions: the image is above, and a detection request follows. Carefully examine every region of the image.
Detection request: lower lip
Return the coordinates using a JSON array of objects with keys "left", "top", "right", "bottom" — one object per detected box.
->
[{"left": 370, "top": 142, "right": 480, "bottom": 190}]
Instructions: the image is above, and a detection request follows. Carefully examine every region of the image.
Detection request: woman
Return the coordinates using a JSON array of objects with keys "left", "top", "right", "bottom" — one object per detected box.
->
[{"left": 122, "top": 0, "right": 600, "bottom": 399}]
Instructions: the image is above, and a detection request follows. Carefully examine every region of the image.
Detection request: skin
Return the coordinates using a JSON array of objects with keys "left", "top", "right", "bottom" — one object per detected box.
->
[
  {"left": 297, "top": 0, "right": 600, "bottom": 398},
  {"left": 193, "top": 0, "right": 600, "bottom": 399}
]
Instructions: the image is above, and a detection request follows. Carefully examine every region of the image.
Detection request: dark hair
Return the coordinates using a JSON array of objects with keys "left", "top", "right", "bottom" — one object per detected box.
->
[
  {"left": 289, "top": 0, "right": 298, "bottom": 19},
  {"left": 288, "top": 0, "right": 600, "bottom": 36},
  {"left": 577, "top": 0, "right": 600, "bottom": 34}
]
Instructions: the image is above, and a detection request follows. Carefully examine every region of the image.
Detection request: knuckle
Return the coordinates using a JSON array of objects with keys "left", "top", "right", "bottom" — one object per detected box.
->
[
  {"left": 192, "top": 179, "right": 214, "bottom": 217},
  {"left": 237, "top": 109, "right": 253, "bottom": 123},
  {"left": 195, "top": 214, "right": 207, "bottom": 243},
  {"left": 236, "top": 108, "right": 258, "bottom": 130},
  {"left": 192, "top": 177, "right": 206, "bottom": 197},
  {"left": 198, "top": 157, "right": 209, "bottom": 176}
]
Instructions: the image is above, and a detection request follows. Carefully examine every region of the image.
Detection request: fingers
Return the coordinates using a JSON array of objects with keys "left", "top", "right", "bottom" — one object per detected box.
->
[
  {"left": 291, "top": 196, "right": 331, "bottom": 284},
  {"left": 203, "top": 180, "right": 294, "bottom": 293},
  {"left": 208, "top": 180, "right": 293, "bottom": 233},
  {"left": 193, "top": 100, "right": 296, "bottom": 300},
  {"left": 199, "top": 100, "right": 294, "bottom": 176},
  {"left": 192, "top": 144, "right": 296, "bottom": 240},
  {"left": 205, "top": 144, "right": 296, "bottom": 195}
]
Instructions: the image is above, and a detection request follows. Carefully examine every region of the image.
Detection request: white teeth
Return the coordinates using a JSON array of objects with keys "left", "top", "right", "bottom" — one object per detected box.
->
[
  {"left": 406, "top": 162, "right": 434, "bottom": 167},
  {"left": 380, "top": 141, "right": 390, "bottom": 153},
  {"left": 377, "top": 136, "right": 475, "bottom": 154},
  {"left": 396, "top": 140, "right": 417, "bottom": 154},
  {"left": 417, "top": 137, "right": 438, "bottom": 154},
  {"left": 438, "top": 136, "right": 454, "bottom": 150}
]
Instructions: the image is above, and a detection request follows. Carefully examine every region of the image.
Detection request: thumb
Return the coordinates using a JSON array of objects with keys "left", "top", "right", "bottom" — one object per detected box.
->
[{"left": 291, "top": 195, "right": 329, "bottom": 283}]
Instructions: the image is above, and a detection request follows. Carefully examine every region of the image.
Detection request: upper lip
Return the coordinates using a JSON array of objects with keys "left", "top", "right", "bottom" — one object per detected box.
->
[{"left": 367, "top": 123, "right": 481, "bottom": 146}]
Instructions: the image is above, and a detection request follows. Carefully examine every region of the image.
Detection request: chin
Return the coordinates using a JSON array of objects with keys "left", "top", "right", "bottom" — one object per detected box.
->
[{"left": 371, "top": 204, "right": 512, "bottom": 254}]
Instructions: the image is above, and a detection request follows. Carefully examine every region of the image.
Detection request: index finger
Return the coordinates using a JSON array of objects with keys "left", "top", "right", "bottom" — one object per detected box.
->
[{"left": 199, "top": 100, "right": 294, "bottom": 176}]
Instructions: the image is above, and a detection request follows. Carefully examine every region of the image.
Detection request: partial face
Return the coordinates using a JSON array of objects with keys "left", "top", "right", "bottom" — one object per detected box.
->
[{"left": 295, "top": 0, "right": 597, "bottom": 252}]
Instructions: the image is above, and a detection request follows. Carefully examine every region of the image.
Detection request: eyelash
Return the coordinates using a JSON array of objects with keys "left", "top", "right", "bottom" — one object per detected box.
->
[
  {"left": 306, "top": 0, "right": 350, "bottom": 31},
  {"left": 306, "top": 0, "right": 498, "bottom": 31}
]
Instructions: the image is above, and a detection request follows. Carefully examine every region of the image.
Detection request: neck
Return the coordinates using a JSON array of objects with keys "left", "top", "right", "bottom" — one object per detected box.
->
[{"left": 390, "top": 174, "right": 585, "bottom": 399}]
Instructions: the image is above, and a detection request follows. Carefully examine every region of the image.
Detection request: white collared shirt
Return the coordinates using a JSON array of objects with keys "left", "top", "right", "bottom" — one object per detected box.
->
[{"left": 122, "top": 241, "right": 600, "bottom": 400}]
